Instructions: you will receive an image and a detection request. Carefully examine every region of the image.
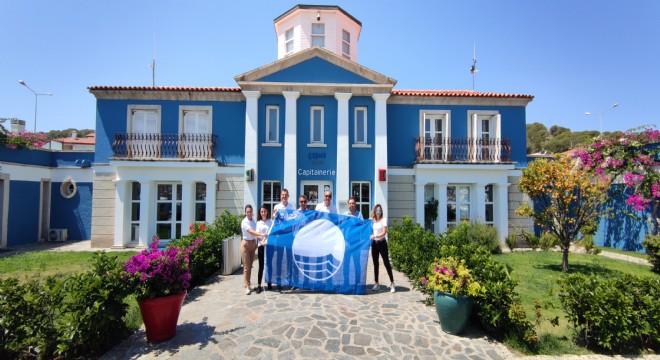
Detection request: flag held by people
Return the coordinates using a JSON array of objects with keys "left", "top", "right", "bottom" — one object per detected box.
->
[{"left": 265, "top": 210, "right": 371, "bottom": 294}]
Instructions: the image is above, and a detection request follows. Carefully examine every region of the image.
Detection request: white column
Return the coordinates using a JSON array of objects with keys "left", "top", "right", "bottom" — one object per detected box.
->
[
  {"left": 180, "top": 181, "right": 195, "bottom": 236},
  {"left": 335, "top": 92, "right": 352, "bottom": 213},
  {"left": 282, "top": 91, "right": 300, "bottom": 200},
  {"left": 113, "top": 180, "right": 130, "bottom": 248},
  {"left": 437, "top": 183, "right": 448, "bottom": 234},
  {"left": 243, "top": 91, "right": 261, "bottom": 208},
  {"left": 373, "top": 93, "right": 390, "bottom": 215},
  {"left": 476, "top": 183, "right": 486, "bottom": 223},
  {"left": 138, "top": 181, "right": 154, "bottom": 247},
  {"left": 495, "top": 182, "right": 509, "bottom": 244},
  {"left": 205, "top": 180, "right": 217, "bottom": 223},
  {"left": 414, "top": 182, "right": 425, "bottom": 227}
]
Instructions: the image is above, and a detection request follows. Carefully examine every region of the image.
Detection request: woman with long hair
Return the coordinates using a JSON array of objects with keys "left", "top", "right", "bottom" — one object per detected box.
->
[
  {"left": 256, "top": 205, "right": 272, "bottom": 293},
  {"left": 240, "top": 204, "right": 267, "bottom": 295},
  {"left": 370, "top": 204, "right": 395, "bottom": 293}
]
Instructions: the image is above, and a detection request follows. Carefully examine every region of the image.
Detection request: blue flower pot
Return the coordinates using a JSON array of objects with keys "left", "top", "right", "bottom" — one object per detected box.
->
[{"left": 434, "top": 290, "right": 473, "bottom": 335}]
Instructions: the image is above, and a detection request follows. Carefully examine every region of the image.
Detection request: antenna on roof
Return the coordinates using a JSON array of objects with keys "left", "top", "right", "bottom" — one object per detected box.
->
[
  {"left": 150, "top": 13, "right": 157, "bottom": 87},
  {"left": 470, "top": 43, "right": 479, "bottom": 91}
]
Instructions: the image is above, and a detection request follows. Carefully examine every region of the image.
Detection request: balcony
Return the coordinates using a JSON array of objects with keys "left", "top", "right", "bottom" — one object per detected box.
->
[
  {"left": 415, "top": 137, "right": 511, "bottom": 164},
  {"left": 112, "top": 133, "right": 217, "bottom": 160}
]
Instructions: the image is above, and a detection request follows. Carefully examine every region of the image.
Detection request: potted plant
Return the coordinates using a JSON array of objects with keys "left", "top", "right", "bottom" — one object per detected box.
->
[
  {"left": 420, "top": 257, "right": 483, "bottom": 334},
  {"left": 124, "top": 236, "right": 200, "bottom": 342}
]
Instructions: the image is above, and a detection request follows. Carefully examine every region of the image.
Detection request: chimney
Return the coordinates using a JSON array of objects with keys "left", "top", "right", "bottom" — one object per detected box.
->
[{"left": 71, "top": 130, "right": 78, "bottom": 139}]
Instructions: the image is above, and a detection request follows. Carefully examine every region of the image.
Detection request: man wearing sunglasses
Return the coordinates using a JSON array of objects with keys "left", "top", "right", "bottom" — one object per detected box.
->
[
  {"left": 297, "top": 195, "right": 309, "bottom": 211},
  {"left": 315, "top": 190, "right": 337, "bottom": 213}
]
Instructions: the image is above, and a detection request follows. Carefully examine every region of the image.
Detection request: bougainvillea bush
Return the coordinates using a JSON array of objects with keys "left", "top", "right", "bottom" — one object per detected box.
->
[{"left": 2, "top": 131, "right": 49, "bottom": 149}]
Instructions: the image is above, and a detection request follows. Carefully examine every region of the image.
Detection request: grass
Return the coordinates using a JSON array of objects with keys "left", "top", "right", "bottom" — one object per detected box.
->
[
  {"left": 494, "top": 251, "right": 658, "bottom": 355},
  {"left": 597, "top": 246, "right": 649, "bottom": 260},
  {"left": 0, "top": 250, "right": 137, "bottom": 282}
]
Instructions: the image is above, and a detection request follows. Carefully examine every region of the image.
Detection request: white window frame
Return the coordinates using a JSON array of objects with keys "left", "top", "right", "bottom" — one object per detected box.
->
[
  {"left": 351, "top": 181, "right": 371, "bottom": 219},
  {"left": 127, "top": 105, "right": 161, "bottom": 134},
  {"left": 447, "top": 184, "right": 471, "bottom": 228},
  {"left": 309, "top": 106, "right": 325, "bottom": 146},
  {"left": 265, "top": 105, "right": 280, "bottom": 144},
  {"left": 195, "top": 182, "right": 206, "bottom": 223},
  {"left": 179, "top": 106, "right": 212, "bottom": 134},
  {"left": 419, "top": 110, "right": 451, "bottom": 161},
  {"left": 311, "top": 23, "right": 325, "bottom": 47},
  {"left": 155, "top": 183, "right": 182, "bottom": 241},
  {"left": 467, "top": 110, "right": 501, "bottom": 162},
  {"left": 285, "top": 28, "right": 294, "bottom": 54},
  {"left": 262, "top": 181, "right": 282, "bottom": 216},
  {"left": 353, "top": 106, "right": 368, "bottom": 145},
  {"left": 130, "top": 181, "right": 140, "bottom": 242},
  {"left": 342, "top": 29, "right": 351, "bottom": 58}
]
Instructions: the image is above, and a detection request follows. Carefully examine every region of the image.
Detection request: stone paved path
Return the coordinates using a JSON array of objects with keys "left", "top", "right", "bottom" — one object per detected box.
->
[{"left": 102, "top": 257, "right": 514, "bottom": 360}]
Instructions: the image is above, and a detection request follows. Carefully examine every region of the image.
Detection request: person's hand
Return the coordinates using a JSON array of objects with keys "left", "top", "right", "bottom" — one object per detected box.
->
[{"left": 370, "top": 235, "right": 374, "bottom": 240}]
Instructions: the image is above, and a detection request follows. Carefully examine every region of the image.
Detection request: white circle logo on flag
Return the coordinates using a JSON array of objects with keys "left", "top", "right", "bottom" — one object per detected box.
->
[{"left": 292, "top": 219, "right": 345, "bottom": 281}]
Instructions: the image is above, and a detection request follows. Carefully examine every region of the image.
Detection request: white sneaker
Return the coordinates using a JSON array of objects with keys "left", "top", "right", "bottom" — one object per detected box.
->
[
  {"left": 372, "top": 283, "right": 380, "bottom": 291},
  {"left": 390, "top": 282, "right": 396, "bottom": 293},
  {"left": 245, "top": 287, "right": 251, "bottom": 295}
]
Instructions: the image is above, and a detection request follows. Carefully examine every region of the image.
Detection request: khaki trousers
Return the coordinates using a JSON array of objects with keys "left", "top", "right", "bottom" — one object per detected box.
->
[{"left": 241, "top": 239, "right": 257, "bottom": 288}]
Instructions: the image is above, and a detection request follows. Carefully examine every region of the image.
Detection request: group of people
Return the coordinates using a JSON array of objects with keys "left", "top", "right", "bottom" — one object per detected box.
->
[{"left": 240, "top": 188, "right": 396, "bottom": 295}]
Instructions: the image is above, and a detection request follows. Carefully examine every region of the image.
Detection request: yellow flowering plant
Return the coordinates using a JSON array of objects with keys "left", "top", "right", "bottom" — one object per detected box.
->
[{"left": 420, "top": 257, "right": 483, "bottom": 297}]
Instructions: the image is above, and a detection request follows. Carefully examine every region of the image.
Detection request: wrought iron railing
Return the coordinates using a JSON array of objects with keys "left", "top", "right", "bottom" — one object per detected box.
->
[
  {"left": 415, "top": 137, "right": 511, "bottom": 163},
  {"left": 112, "top": 133, "right": 217, "bottom": 160}
]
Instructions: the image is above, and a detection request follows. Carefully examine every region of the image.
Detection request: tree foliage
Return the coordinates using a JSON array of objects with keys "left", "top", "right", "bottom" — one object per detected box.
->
[
  {"left": 516, "top": 155, "right": 609, "bottom": 272},
  {"left": 46, "top": 128, "right": 94, "bottom": 140},
  {"left": 526, "top": 123, "right": 614, "bottom": 154}
]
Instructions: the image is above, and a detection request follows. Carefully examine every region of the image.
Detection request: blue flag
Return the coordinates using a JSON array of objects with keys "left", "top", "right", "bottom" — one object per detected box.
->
[{"left": 265, "top": 210, "right": 372, "bottom": 295}]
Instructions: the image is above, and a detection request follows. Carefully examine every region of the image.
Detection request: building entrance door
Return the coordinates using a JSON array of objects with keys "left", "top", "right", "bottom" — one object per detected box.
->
[{"left": 300, "top": 181, "right": 332, "bottom": 210}]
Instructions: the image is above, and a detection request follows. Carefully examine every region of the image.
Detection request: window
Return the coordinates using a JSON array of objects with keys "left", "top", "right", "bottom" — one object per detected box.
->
[
  {"left": 484, "top": 184, "right": 494, "bottom": 226},
  {"left": 447, "top": 185, "right": 470, "bottom": 228},
  {"left": 420, "top": 111, "right": 450, "bottom": 161},
  {"left": 156, "top": 183, "right": 182, "bottom": 240},
  {"left": 310, "top": 106, "right": 324, "bottom": 144},
  {"left": 311, "top": 23, "right": 325, "bottom": 47},
  {"left": 262, "top": 181, "right": 282, "bottom": 215},
  {"left": 468, "top": 111, "right": 501, "bottom": 162},
  {"left": 285, "top": 28, "right": 294, "bottom": 53},
  {"left": 351, "top": 182, "right": 371, "bottom": 219},
  {"left": 195, "top": 182, "right": 206, "bottom": 222},
  {"left": 60, "top": 177, "right": 77, "bottom": 199},
  {"left": 342, "top": 30, "right": 351, "bottom": 58},
  {"left": 354, "top": 107, "right": 367, "bottom": 144},
  {"left": 266, "top": 106, "right": 279, "bottom": 143},
  {"left": 130, "top": 182, "right": 140, "bottom": 242},
  {"left": 127, "top": 105, "right": 161, "bottom": 158}
]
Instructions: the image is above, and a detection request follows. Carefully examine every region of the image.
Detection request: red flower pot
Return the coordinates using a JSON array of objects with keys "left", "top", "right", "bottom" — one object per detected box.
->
[{"left": 138, "top": 290, "right": 187, "bottom": 343}]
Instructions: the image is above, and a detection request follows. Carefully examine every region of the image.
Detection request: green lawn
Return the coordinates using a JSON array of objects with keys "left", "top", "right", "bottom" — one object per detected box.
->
[
  {"left": 494, "top": 251, "right": 658, "bottom": 355},
  {"left": 0, "top": 250, "right": 137, "bottom": 282}
]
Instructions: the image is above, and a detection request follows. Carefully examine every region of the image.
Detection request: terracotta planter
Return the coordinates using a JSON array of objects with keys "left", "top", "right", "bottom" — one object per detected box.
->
[
  {"left": 138, "top": 290, "right": 187, "bottom": 342},
  {"left": 434, "top": 290, "right": 473, "bottom": 335}
]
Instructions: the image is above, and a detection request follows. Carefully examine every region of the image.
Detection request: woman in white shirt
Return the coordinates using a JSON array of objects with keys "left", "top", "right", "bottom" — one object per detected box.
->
[
  {"left": 256, "top": 205, "right": 272, "bottom": 293},
  {"left": 370, "top": 204, "right": 395, "bottom": 293},
  {"left": 241, "top": 204, "right": 267, "bottom": 295}
]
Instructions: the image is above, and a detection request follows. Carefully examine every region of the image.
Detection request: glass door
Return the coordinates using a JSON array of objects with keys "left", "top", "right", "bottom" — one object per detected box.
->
[
  {"left": 300, "top": 181, "right": 333, "bottom": 210},
  {"left": 156, "top": 183, "right": 182, "bottom": 241}
]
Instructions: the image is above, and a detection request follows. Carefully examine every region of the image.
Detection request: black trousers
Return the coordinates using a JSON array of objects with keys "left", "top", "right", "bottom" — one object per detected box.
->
[
  {"left": 257, "top": 245, "right": 265, "bottom": 285},
  {"left": 371, "top": 240, "right": 394, "bottom": 284}
]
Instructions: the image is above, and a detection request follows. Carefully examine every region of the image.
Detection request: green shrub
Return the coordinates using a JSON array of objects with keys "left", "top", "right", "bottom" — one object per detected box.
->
[
  {"left": 540, "top": 232, "right": 559, "bottom": 251},
  {"left": 0, "top": 252, "right": 132, "bottom": 359},
  {"left": 643, "top": 234, "right": 660, "bottom": 274},
  {"left": 522, "top": 229, "right": 540, "bottom": 250},
  {"left": 389, "top": 218, "right": 537, "bottom": 347},
  {"left": 506, "top": 233, "right": 518, "bottom": 252},
  {"left": 448, "top": 221, "right": 501, "bottom": 254},
  {"left": 558, "top": 273, "right": 660, "bottom": 353},
  {"left": 575, "top": 234, "right": 600, "bottom": 255}
]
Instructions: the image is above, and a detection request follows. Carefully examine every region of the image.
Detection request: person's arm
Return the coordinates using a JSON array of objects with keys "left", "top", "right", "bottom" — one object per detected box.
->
[{"left": 246, "top": 227, "right": 265, "bottom": 238}]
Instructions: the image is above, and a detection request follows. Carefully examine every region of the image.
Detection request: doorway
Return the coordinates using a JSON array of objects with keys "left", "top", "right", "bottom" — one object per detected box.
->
[{"left": 300, "top": 181, "right": 333, "bottom": 210}]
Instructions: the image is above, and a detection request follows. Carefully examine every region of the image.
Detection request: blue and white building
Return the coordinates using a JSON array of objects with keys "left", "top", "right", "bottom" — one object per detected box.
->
[{"left": 89, "top": 4, "right": 533, "bottom": 248}]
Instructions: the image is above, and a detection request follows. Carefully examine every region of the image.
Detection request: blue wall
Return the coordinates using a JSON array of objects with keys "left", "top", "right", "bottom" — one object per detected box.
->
[
  {"left": 95, "top": 99, "right": 246, "bottom": 165},
  {"left": 258, "top": 57, "right": 375, "bottom": 84},
  {"left": 50, "top": 182, "right": 93, "bottom": 241},
  {"left": 349, "top": 96, "right": 375, "bottom": 182},
  {"left": 296, "top": 96, "right": 338, "bottom": 185},
  {"left": 7, "top": 181, "right": 41, "bottom": 247},
  {"left": 0, "top": 147, "right": 51, "bottom": 166},
  {"left": 386, "top": 104, "right": 528, "bottom": 167},
  {"left": 258, "top": 95, "right": 286, "bottom": 185},
  {"left": 595, "top": 185, "right": 654, "bottom": 252}
]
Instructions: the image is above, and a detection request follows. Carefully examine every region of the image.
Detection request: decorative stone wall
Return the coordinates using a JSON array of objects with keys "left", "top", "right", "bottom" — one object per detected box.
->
[
  {"left": 90, "top": 172, "right": 115, "bottom": 248},
  {"left": 387, "top": 174, "right": 415, "bottom": 225},
  {"left": 216, "top": 174, "right": 244, "bottom": 217}
]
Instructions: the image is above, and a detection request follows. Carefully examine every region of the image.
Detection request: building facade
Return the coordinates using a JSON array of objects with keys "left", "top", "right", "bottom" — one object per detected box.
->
[{"left": 89, "top": 4, "right": 533, "bottom": 248}]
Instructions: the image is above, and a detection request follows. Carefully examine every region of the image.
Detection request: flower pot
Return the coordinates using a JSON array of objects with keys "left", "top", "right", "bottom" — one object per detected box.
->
[
  {"left": 138, "top": 290, "right": 187, "bottom": 342},
  {"left": 434, "top": 290, "right": 473, "bottom": 335}
]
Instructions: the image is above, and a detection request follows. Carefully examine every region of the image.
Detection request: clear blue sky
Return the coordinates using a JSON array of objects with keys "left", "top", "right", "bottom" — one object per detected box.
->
[{"left": 1, "top": 0, "right": 658, "bottom": 133}]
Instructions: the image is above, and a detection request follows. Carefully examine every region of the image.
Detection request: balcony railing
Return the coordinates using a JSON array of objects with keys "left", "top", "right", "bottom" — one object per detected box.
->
[
  {"left": 112, "top": 133, "right": 217, "bottom": 160},
  {"left": 415, "top": 137, "right": 511, "bottom": 163}
]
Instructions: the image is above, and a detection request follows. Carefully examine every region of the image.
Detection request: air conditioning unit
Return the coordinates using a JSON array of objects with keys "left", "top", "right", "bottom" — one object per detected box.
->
[{"left": 48, "top": 229, "right": 68, "bottom": 242}]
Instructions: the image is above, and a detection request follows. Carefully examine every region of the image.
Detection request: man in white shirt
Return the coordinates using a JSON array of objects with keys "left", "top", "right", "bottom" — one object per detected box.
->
[
  {"left": 273, "top": 188, "right": 295, "bottom": 217},
  {"left": 343, "top": 196, "right": 363, "bottom": 219},
  {"left": 315, "top": 190, "right": 337, "bottom": 213}
]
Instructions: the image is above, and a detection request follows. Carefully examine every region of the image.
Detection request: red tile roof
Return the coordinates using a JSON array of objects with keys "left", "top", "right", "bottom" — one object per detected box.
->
[
  {"left": 88, "top": 86, "right": 242, "bottom": 92},
  {"left": 391, "top": 89, "right": 534, "bottom": 99},
  {"left": 53, "top": 137, "right": 96, "bottom": 145}
]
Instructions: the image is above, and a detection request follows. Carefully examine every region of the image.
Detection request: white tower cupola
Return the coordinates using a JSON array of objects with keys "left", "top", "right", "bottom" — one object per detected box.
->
[{"left": 274, "top": 5, "right": 362, "bottom": 62}]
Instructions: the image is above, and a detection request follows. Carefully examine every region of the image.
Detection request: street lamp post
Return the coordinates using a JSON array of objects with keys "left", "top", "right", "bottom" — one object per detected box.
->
[
  {"left": 18, "top": 80, "right": 52, "bottom": 133},
  {"left": 585, "top": 103, "right": 619, "bottom": 136}
]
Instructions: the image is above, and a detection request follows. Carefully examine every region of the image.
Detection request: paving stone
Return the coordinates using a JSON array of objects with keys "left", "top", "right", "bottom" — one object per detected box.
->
[
  {"left": 393, "top": 332, "right": 413, "bottom": 345},
  {"left": 243, "top": 346, "right": 262, "bottom": 357},
  {"left": 303, "top": 338, "right": 323, "bottom": 347},
  {"left": 325, "top": 339, "right": 341, "bottom": 353},
  {"left": 342, "top": 345, "right": 366, "bottom": 356},
  {"left": 307, "top": 326, "right": 326, "bottom": 340},
  {"left": 255, "top": 337, "right": 280, "bottom": 348},
  {"left": 353, "top": 332, "right": 372, "bottom": 346}
]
